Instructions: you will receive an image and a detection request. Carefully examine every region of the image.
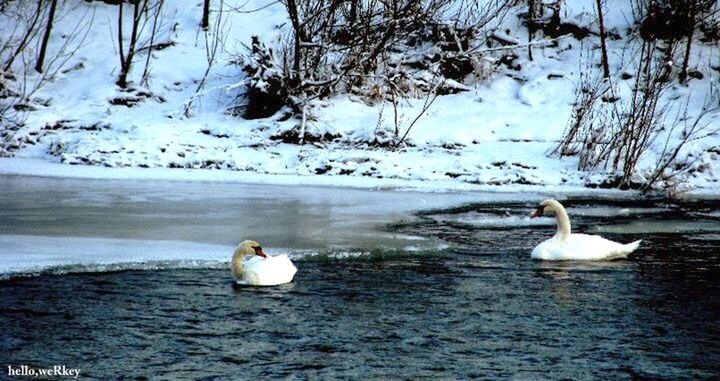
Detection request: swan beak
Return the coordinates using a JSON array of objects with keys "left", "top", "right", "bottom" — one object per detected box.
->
[
  {"left": 530, "top": 208, "right": 543, "bottom": 219},
  {"left": 252, "top": 246, "right": 268, "bottom": 258}
]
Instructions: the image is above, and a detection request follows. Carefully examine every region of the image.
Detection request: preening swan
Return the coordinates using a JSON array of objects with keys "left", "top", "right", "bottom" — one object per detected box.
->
[
  {"left": 530, "top": 199, "right": 641, "bottom": 260},
  {"left": 232, "top": 240, "right": 297, "bottom": 286}
]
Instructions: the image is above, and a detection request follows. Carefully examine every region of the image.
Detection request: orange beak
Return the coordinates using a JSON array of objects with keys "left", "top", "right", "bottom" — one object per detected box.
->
[
  {"left": 530, "top": 207, "right": 544, "bottom": 219},
  {"left": 252, "top": 246, "right": 268, "bottom": 258}
]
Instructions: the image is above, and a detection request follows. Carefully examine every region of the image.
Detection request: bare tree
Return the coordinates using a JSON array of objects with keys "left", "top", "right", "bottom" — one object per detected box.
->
[
  {"left": 528, "top": 0, "right": 535, "bottom": 61},
  {"left": 595, "top": 0, "right": 610, "bottom": 78},
  {"left": 678, "top": 1, "right": 696, "bottom": 83},
  {"left": 4, "top": 0, "right": 45, "bottom": 71},
  {"left": 183, "top": 0, "right": 224, "bottom": 117},
  {"left": 2, "top": 2, "right": 94, "bottom": 152},
  {"left": 283, "top": 0, "right": 303, "bottom": 85},
  {"left": 140, "top": 0, "right": 164, "bottom": 85},
  {"left": 201, "top": 0, "right": 210, "bottom": 30},
  {"left": 117, "top": 0, "right": 149, "bottom": 88},
  {"left": 34, "top": 0, "right": 57, "bottom": 73}
]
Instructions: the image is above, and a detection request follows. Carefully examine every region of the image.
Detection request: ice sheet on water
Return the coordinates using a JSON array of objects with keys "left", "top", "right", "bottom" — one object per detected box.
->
[
  {"left": 427, "top": 203, "right": 683, "bottom": 230},
  {"left": 592, "top": 220, "right": 720, "bottom": 235},
  {"left": 430, "top": 211, "right": 555, "bottom": 228},
  {"left": 0, "top": 234, "right": 445, "bottom": 278},
  {"left": 566, "top": 206, "right": 669, "bottom": 217},
  {"left": 0, "top": 235, "right": 316, "bottom": 277},
  {"left": 0, "top": 235, "right": 233, "bottom": 277}
]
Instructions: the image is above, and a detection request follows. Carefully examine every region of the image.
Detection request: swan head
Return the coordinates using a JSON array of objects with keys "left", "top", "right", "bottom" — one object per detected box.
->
[
  {"left": 234, "top": 240, "right": 268, "bottom": 258},
  {"left": 531, "top": 199, "right": 564, "bottom": 219}
]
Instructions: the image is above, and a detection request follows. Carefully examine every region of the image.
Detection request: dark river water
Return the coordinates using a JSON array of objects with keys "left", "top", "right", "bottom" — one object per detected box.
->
[{"left": 1, "top": 176, "right": 719, "bottom": 380}]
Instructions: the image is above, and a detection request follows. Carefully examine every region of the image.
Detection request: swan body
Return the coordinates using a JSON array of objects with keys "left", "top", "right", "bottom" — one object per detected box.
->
[
  {"left": 232, "top": 240, "right": 297, "bottom": 286},
  {"left": 530, "top": 199, "right": 641, "bottom": 261}
]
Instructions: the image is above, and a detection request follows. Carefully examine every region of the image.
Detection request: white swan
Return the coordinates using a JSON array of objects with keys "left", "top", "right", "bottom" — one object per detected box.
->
[
  {"left": 530, "top": 199, "right": 641, "bottom": 260},
  {"left": 231, "top": 240, "right": 297, "bottom": 286}
]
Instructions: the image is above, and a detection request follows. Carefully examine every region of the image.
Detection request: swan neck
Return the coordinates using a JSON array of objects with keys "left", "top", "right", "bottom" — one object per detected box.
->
[
  {"left": 554, "top": 205, "right": 571, "bottom": 240},
  {"left": 231, "top": 252, "right": 248, "bottom": 278}
]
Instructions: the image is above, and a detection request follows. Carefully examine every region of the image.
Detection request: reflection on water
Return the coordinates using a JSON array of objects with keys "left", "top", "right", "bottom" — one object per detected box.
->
[{"left": 1, "top": 178, "right": 719, "bottom": 379}]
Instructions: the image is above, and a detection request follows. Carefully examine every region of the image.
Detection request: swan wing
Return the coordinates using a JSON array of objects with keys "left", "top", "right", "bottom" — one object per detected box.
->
[
  {"left": 241, "top": 254, "right": 297, "bottom": 286},
  {"left": 532, "top": 234, "right": 641, "bottom": 260},
  {"left": 567, "top": 234, "right": 641, "bottom": 260}
]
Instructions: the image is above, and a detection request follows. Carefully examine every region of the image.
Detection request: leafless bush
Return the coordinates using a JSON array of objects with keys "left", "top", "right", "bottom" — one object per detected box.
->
[
  {"left": 116, "top": 0, "right": 168, "bottom": 88},
  {"left": 391, "top": 76, "right": 444, "bottom": 151},
  {"left": 632, "top": 0, "right": 719, "bottom": 84},
  {"left": 554, "top": 38, "right": 718, "bottom": 190},
  {"left": 238, "top": 0, "right": 513, "bottom": 118},
  {"left": 235, "top": 0, "right": 518, "bottom": 150},
  {"left": 183, "top": 0, "right": 225, "bottom": 118},
  {"left": 551, "top": 50, "right": 610, "bottom": 160},
  {"left": 1, "top": 1, "right": 94, "bottom": 125},
  {"left": 553, "top": 42, "right": 669, "bottom": 187},
  {"left": 644, "top": 92, "right": 720, "bottom": 191},
  {"left": 1, "top": 1, "right": 94, "bottom": 156}
]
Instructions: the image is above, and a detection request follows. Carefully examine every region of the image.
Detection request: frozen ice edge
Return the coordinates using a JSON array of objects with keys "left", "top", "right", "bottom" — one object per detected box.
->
[
  {"left": 0, "top": 234, "right": 440, "bottom": 279},
  {"left": 0, "top": 235, "right": 231, "bottom": 278}
]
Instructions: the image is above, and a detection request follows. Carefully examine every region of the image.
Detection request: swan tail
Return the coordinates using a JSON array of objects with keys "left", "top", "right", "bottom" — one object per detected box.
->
[{"left": 623, "top": 239, "right": 642, "bottom": 254}]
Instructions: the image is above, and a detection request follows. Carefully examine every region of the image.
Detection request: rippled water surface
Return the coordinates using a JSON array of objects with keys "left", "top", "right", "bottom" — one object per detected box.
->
[{"left": 1, "top": 176, "right": 719, "bottom": 379}]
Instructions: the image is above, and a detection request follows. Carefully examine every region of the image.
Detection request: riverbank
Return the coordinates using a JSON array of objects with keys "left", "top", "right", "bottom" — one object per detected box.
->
[
  {"left": 0, "top": 157, "right": 556, "bottom": 193},
  {"left": 1, "top": 1, "right": 718, "bottom": 194}
]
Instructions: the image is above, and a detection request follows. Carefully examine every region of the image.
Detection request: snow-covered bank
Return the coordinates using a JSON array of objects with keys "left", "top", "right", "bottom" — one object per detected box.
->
[
  {"left": 0, "top": 157, "right": 592, "bottom": 193},
  {"left": 1, "top": 0, "right": 719, "bottom": 193},
  {"left": 6, "top": 157, "right": 720, "bottom": 197}
]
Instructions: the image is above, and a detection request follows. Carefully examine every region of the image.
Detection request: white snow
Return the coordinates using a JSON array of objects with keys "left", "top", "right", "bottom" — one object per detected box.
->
[
  {"left": 0, "top": 157, "right": 585, "bottom": 193},
  {"left": 1, "top": 0, "right": 718, "bottom": 192}
]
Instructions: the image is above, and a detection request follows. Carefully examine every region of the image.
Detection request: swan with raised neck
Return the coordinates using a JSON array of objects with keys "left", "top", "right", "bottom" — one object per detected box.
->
[{"left": 530, "top": 199, "right": 642, "bottom": 260}]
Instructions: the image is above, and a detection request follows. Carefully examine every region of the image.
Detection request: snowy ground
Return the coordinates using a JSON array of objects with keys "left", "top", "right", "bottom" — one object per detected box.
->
[{"left": 1, "top": 0, "right": 719, "bottom": 193}]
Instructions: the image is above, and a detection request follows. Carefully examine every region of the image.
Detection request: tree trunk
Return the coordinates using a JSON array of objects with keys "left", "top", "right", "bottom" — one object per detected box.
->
[
  {"left": 285, "top": 0, "right": 303, "bottom": 84},
  {"left": 201, "top": 0, "right": 210, "bottom": 30},
  {"left": 142, "top": 0, "right": 164, "bottom": 84},
  {"left": 117, "top": 1, "right": 125, "bottom": 72},
  {"left": 349, "top": 0, "right": 357, "bottom": 26},
  {"left": 595, "top": 0, "right": 610, "bottom": 78},
  {"left": 528, "top": 0, "right": 535, "bottom": 61},
  {"left": 34, "top": 0, "right": 57, "bottom": 73},
  {"left": 679, "top": 3, "right": 696, "bottom": 83},
  {"left": 117, "top": 0, "right": 145, "bottom": 88}
]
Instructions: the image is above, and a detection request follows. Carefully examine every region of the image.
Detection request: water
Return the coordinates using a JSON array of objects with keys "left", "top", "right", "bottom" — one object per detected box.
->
[{"left": 1, "top": 176, "right": 719, "bottom": 379}]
